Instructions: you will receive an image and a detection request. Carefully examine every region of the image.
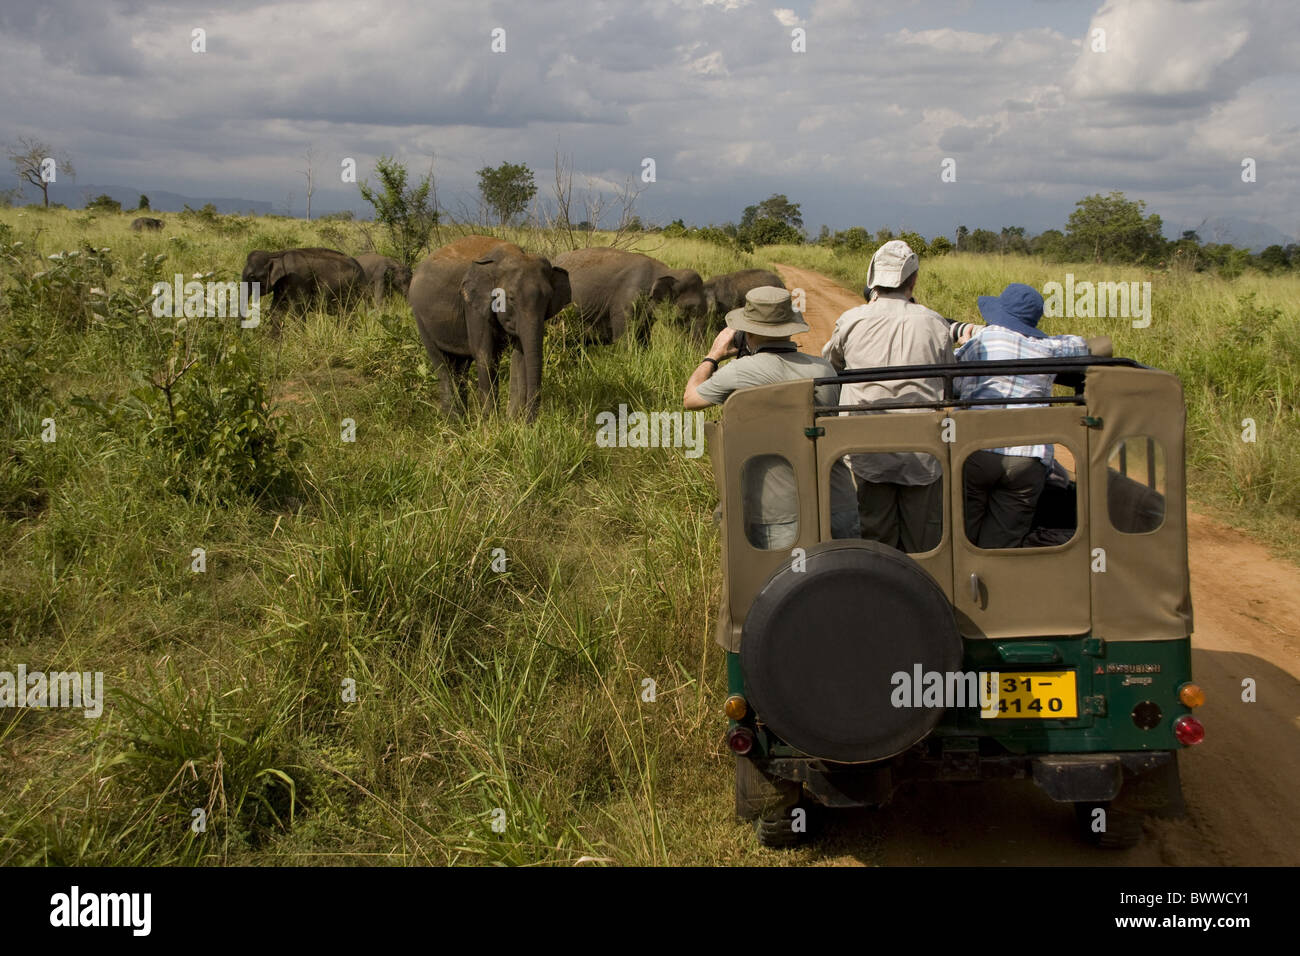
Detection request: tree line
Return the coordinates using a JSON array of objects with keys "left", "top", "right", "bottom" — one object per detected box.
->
[
  {"left": 666, "top": 190, "right": 1297, "bottom": 277},
  {"left": 6, "top": 137, "right": 1293, "bottom": 278}
]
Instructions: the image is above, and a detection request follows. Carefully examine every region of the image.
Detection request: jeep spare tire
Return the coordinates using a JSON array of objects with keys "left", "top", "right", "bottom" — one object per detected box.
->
[{"left": 741, "top": 540, "right": 962, "bottom": 764}]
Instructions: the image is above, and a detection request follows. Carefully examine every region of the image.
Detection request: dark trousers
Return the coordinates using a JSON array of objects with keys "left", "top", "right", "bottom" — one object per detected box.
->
[
  {"left": 857, "top": 478, "right": 943, "bottom": 553},
  {"left": 963, "top": 450, "right": 1047, "bottom": 549}
]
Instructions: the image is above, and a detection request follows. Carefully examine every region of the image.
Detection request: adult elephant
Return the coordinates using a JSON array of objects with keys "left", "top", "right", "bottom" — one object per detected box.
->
[
  {"left": 703, "top": 269, "right": 785, "bottom": 329},
  {"left": 407, "top": 236, "right": 570, "bottom": 421},
  {"left": 553, "top": 247, "right": 705, "bottom": 343},
  {"left": 240, "top": 247, "right": 365, "bottom": 332},
  {"left": 131, "top": 217, "right": 164, "bottom": 231},
  {"left": 355, "top": 253, "right": 413, "bottom": 307}
]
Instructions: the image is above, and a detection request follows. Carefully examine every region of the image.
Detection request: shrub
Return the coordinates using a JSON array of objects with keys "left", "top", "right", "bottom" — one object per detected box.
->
[
  {"left": 5, "top": 245, "right": 115, "bottom": 331},
  {"left": 74, "top": 313, "right": 302, "bottom": 503},
  {"left": 85, "top": 194, "right": 121, "bottom": 214}
]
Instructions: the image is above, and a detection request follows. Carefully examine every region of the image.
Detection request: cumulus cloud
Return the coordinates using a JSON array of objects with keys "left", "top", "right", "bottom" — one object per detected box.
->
[{"left": 0, "top": 0, "right": 1294, "bottom": 236}]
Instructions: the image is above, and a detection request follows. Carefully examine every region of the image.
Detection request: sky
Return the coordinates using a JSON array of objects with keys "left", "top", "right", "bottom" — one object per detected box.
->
[{"left": 2, "top": 0, "right": 1298, "bottom": 240}]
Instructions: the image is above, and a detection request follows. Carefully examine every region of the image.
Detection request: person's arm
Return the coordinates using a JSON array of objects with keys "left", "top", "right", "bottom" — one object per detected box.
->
[
  {"left": 684, "top": 326, "right": 738, "bottom": 409},
  {"left": 822, "top": 315, "right": 846, "bottom": 369},
  {"left": 1049, "top": 334, "right": 1094, "bottom": 358}
]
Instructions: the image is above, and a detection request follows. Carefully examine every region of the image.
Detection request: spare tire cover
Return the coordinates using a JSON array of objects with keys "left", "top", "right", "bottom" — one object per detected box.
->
[{"left": 741, "top": 540, "right": 962, "bottom": 763}]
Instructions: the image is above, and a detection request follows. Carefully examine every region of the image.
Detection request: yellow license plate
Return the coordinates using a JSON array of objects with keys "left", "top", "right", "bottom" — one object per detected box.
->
[{"left": 982, "top": 670, "right": 1078, "bottom": 719}]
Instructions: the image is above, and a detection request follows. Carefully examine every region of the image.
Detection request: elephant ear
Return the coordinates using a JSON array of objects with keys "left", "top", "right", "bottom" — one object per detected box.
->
[
  {"left": 461, "top": 258, "right": 497, "bottom": 313},
  {"left": 650, "top": 274, "right": 677, "bottom": 302},
  {"left": 546, "top": 265, "right": 571, "bottom": 319},
  {"left": 473, "top": 244, "right": 508, "bottom": 267},
  {"left": 267, "top": 254, "right": 290, "bottom": 291}
]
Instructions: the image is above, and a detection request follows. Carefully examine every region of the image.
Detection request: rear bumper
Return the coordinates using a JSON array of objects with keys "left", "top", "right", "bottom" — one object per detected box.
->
[{"left": 756, "top": 749, "right": 1180, "bottom": 810}]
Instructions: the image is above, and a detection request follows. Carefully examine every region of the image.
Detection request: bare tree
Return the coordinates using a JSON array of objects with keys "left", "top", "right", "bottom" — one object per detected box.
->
[
  {"left": 301, "top": 145, "right": 316, "bottom": 221},
  {"left": 7, "top": 137, "right": 74, "bottom": 207},
  {"left": 535, "top": 148, "right": 647, "bottom": 255}
]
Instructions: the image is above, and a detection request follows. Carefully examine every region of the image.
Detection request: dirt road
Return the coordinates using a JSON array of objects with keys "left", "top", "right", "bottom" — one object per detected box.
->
[{"left": 772, "top": 262, "right": 1300, "bottom": 866}]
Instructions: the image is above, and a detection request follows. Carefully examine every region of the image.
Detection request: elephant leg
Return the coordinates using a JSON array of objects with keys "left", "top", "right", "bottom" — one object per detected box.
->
[
  {"left": 413, "top": 319, "right": 467, "bottom": 419},
  {"left": 430, "top": 350, "right": 468, "bottom": 419},
  {"left": 632, "top": 296, "right": 654, "bottom": 346},
  {"left": 451, "top": 355, "right": 473, "bottom": 415},
  {"left": 609, "top": 293, "right": 637, "bottom": 342},
  {"left": 466, "top": 312, "right": 501, "bottom": 414}
]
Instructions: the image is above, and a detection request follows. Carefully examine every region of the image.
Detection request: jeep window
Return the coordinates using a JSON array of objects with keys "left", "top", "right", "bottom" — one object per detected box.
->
[
  {"left": 835, "top": 451, "right": 943, "bottom": 554},
  {"left": 741, "top": 454, "right": 799, "bottom": 550},
  {"left": 1107, "top": 436, "right": 1166, "bottom": 534},
  {"left": 962, "top": 443, "right": 1079, "bottom": 549}
]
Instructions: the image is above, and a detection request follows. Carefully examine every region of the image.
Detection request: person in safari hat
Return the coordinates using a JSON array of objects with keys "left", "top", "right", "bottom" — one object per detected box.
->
[
  {"left": 955, "top": 282, "right": 1108, "bottom": 549},
  {"left": 684, "top": 286, "right": 859, "bottom": 547}
]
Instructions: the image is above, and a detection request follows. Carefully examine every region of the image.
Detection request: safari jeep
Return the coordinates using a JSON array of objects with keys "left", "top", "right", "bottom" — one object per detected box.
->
[{"left": 705, "top": 356, "right": 1205, "bottom": 849}]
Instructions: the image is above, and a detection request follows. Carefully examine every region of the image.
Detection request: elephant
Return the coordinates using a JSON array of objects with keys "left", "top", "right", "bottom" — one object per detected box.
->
[
  {"left": 131, "top": 217, "right": 164, "bottom": 231},
  {"left": 703, "top": 269, "right": 785, "bottom": 331},
  {"left": 354, "top": 253, "right": 413, "bottom": 307},
  {"left": 240, "top": 247, "right": 365, "bottom": 332},
  {"left": 552, "top": 247, "right": 705, "bottom": 343},
  {"left": 407, "top": 235, "right": 570, "bottom": 420}
]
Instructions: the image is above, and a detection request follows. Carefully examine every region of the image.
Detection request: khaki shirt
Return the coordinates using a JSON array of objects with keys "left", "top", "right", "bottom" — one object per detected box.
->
[
  {"left": 696, "top": 347, "right": 858, "bottom": 524},
  {"left": 822, "top": 291, "right": 954, "bottom": 486}
]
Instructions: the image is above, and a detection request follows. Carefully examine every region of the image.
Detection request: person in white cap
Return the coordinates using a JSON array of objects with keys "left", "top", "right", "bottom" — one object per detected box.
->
[
  {"left": 685, "top": 286, "right": 859, "bottom": 548},
  {"left": 822, "top": 240, "right": 968, "bottom": 553}
]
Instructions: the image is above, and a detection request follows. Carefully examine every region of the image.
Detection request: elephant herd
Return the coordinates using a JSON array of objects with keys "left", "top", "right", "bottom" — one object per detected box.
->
[{"left": 238, "top": 238, "right": 786, "bottom": 420}]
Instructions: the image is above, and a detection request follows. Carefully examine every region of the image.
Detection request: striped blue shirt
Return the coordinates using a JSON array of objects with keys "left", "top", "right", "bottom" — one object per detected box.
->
[{"left": 955, "top": 326, "right": 1090, "bottom": 463}]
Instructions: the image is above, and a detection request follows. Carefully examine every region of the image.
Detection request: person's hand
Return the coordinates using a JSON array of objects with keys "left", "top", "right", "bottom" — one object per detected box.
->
[
  {"left": 957, "top": 324, "right": 978, "bottom": 345},
  {"left": 709, "top": 326, "right": 738, "bottom": 360},
  {"left": 1086, "top": 335, "right": 1113, "bottom": 357}
]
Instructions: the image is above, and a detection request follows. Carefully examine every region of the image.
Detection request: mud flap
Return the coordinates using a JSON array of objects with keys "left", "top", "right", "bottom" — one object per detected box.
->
[
  {"left": 1032, "top": 754, "right": 1123, "bottom": 803},
  {"left": 1116, "top": 751, "right": 1185, "bottom": 818},
  {"left": 1032, "top": 752, "right": 1181, "bottom": 811}
]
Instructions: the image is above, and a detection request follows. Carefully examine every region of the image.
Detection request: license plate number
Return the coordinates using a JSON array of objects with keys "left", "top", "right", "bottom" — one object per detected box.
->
[{"left": 982, "top": 670, "right": 1078, "bottom": 719}]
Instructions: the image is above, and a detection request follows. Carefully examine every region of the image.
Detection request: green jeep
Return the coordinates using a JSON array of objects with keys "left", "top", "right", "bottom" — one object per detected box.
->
[{"left": 705, "top": 356, "right": 1205, "bottom": 849}]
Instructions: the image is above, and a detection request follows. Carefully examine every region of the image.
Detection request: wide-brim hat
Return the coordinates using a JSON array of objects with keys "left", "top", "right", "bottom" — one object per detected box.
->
[
  {"left": 977, "top": 282, "right": 1047, "bottom": 338},
  {"left": 865, "top": 239, "right": 919, "bottom": 289},
  {"left": 725, "top": 285, "right": 810, "bottom": 337}
]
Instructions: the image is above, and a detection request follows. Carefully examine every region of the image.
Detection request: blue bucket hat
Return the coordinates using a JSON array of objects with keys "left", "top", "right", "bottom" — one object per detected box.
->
[{"left": 976, "top": 283, "right": 1047, "bottom": 338}]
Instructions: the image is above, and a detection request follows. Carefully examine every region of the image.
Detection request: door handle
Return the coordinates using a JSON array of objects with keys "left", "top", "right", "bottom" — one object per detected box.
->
[{"left": 969, "top": 572, "right": 981, "bottom": 605}]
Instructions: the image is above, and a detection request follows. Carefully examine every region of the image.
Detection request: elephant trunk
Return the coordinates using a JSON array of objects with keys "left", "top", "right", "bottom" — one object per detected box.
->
[{"left": 521, "top": 319, "right": 544, "bottom": 421}]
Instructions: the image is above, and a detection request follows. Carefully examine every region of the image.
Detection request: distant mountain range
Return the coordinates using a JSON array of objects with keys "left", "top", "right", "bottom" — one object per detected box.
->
[
  {"left": 20, "top": 183, "right": 274, "bottom": 216},
  {"left": 13, "top": 184, "right": 1297, "bottom": 253},
  {"left": 1174, "top": 216, "right": 1296, "bottom": 253}
]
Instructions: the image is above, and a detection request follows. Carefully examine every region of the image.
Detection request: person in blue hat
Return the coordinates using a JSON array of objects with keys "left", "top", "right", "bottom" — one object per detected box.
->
[{"left": 955, "top": 283, "right": 1108, "bottom": 549}]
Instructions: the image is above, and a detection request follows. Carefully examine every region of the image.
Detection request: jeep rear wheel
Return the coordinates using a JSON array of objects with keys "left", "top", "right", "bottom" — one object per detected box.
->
[
  {"left": 755, "top": 809, "right": 807, "bottom": 848},
  {"left": 735, "top": 756, "right": 799, "bottom": 821}
]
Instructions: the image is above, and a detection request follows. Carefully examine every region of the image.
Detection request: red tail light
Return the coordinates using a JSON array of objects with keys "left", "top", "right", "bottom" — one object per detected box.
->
[
  {"left": 726, "top": 726, "right": 754, "bottom": 755},
  {"left": 1173, "top": 715, "right": 1205, "bottom": 746}
]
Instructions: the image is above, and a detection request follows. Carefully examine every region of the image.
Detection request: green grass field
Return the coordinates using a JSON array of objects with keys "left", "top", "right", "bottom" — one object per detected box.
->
[{"left": 1, "top": 208, "right": 1296, "bottom": 865}]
